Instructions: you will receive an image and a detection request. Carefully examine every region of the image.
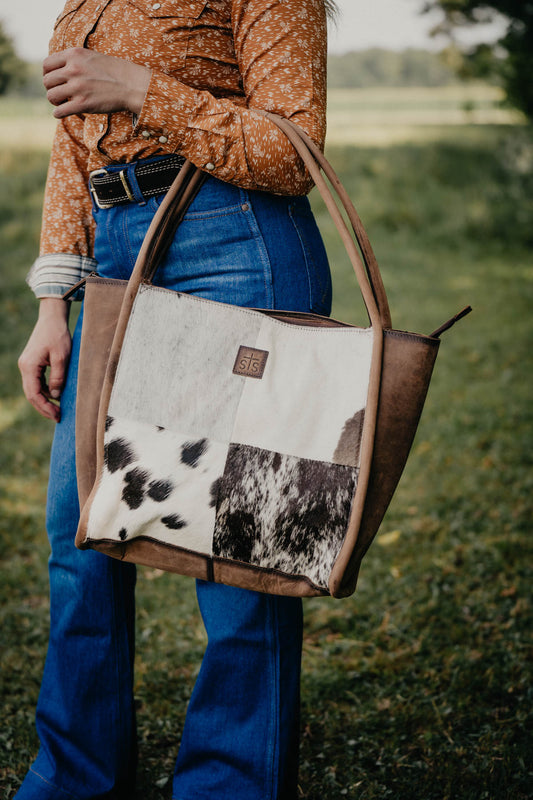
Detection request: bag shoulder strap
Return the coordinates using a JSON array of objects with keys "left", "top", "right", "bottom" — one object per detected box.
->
[
  {"left": 131, "top": 114, "right": 391, "bottom": 334},
  {"left": 265, "top": 114, "right": 392, "bottom": 330},
  {"left": 259, "top": 112, "right": 390, "bottom": 331}
]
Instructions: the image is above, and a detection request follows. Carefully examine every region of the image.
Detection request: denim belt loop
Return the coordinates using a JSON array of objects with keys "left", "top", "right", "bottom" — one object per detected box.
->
[{"left": 122, "top": 162, "right": 146, "bottom": 205}]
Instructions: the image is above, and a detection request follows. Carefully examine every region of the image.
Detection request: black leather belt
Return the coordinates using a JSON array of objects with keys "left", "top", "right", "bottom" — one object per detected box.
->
[{"left": 89, "top": 155, "right": 186, "bottom": 209}]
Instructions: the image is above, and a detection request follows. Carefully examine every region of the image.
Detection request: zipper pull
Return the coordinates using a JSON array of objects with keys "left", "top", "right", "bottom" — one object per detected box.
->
[{"left": 430, "top": 305, "right": 472, "bottom": 339}]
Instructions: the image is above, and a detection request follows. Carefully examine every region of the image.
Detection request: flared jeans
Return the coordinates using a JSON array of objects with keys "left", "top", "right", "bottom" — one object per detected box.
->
[{"left": 16, "top": 165, "right": 331, "bottom": 800}]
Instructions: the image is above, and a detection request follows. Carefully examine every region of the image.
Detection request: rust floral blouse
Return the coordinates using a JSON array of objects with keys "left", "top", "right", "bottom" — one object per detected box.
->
[{"left": 27, "top": 0, "right": 328, "bottom": 298}]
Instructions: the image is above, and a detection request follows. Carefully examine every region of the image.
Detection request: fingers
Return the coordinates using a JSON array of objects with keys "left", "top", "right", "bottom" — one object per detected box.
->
[
  {"left": 18, "top": 353, "right": 61, "bottom": 422},
  {"left": 43, "top": 69, "right": 67, "bottom": 92},
  {"left": 46, "top": 83, "right": 71, "bottom": 108},
  {"left": 18, "top": 303, "right": 72, "bottom": 422},
  {"left": 43, "top": 48, "right": 85, "bottom": 112},
  {"left": 52, "top": 99, "right": 86, "bottom": 119},
  {"left": 43, "top": 48, "right": 79, "bottom": 75},
  {"left": 48, "top": 348, "right": 69, "bottom": 401},
  {"left": 41, "top": 48, "right": 150, "bottom": 117}
]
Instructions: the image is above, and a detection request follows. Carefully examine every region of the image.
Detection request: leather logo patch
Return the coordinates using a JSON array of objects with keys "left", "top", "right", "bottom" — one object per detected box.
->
[{"left": 233, "top": 346, "right": 269, "bottom": 379}]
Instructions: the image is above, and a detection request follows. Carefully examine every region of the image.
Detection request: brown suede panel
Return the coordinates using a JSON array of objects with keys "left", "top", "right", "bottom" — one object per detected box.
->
[
  {"left": 331, "top": 330, "right": 440, "bottom": 597},
  {"left": 88, "top": 539, "right": 211, "bottom": 582},
  {"left": 75, "top": 278, "right": 127, "bottom": 509},
  {"left": 213, "top": 558, "right": 329, "bottom": 597}
]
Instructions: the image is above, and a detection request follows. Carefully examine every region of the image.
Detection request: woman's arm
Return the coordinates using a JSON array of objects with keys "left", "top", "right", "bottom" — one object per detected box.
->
[
  {"left": 132, "top": 0, "right": 328, "bottom": 194},
  {"left": 26, "top": 113, "right": 97, "bottom": 299},
  {"left": 29, "top": 0, "right": 327, "bottom": 301},
  {"left": 42, "top": 0, "right": 327, "bottom": 195}
]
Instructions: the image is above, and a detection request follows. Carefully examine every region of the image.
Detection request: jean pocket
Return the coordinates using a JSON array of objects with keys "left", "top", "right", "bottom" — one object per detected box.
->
[
  {"left": 155, "top": 198, "right": 274, "bottom": 309},
  {"left": 149, "top": 174, "right": 244, "bottom": 217}
]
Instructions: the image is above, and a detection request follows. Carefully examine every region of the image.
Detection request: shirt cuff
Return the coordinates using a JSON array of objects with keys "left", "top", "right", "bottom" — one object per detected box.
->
[
  {"left": 132, "top": 70, "right": 197, "bottom": 151},
  {"left": 27, "top": 253, "right": 98, "bottom": 300}
]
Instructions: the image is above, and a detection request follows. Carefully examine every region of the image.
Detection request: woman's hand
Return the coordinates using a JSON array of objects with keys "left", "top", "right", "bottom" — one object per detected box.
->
[
  {"left": 18, "top": 299, "right": 72, "bottom": 422},
  {"left": 43, "top": 47, "right": 151, "bottom": 118}
]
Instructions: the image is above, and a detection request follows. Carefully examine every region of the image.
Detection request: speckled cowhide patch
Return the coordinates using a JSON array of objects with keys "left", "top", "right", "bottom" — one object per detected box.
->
[
  {"left": 86, "top": 416, "right": 228, "bottom": 555},
  {"left": 84, "top": 288, "right": 375, "bottom": 590},
  {"left": 213, "top": 445, "right": 359, "bottom": 588}
]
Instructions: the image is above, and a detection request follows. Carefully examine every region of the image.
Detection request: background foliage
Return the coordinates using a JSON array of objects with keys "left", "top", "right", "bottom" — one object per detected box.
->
[
  {"left": 328, "top": 48, "right": 460, "bottom": 88},
  {"left": 0, "top": 86, "right": 532, "bottom": 799},
  {"left": 0, "top": 22, "right": 26, "bottom": 95},
  {"left": 424, "top": 0, "right": 533, "bottom": 119}
]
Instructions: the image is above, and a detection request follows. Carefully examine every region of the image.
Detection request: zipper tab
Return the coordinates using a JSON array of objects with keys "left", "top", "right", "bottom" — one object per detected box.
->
[{"left": 430, "top": 305, "right": 472, "bottom": 339}]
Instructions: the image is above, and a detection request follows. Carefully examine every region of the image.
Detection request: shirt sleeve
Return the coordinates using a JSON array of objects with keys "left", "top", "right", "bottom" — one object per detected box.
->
[
  {"left": 28, "top": 0, "right": 327, "bottom": 299},
  {"left": 26, "top": 113, "right": 97, "bottom": 299},
  {"left": 132, "top": 0, "right": 327, "bottom": 195}
]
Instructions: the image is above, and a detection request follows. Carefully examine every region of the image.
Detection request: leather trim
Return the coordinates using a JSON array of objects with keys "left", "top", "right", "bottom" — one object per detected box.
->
[
  {"left": 75, "top": 278, "right": 127, "bottom": 509},
  {"left": 330, "top": 330, "right": 440, "bottom": 597},
  {"left": 79, "top": 537, "right": 329, "bottom": 597}
]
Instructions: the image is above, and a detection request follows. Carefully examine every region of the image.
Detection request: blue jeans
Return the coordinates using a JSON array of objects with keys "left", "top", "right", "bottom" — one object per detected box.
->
[{"left": 17, "top": 166, "right": 331, "bottom": 800}]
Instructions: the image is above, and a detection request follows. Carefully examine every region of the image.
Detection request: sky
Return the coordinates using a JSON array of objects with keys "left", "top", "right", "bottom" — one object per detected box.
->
[{"left": 1, "top": 0, "right": 505, "bottom": 61}]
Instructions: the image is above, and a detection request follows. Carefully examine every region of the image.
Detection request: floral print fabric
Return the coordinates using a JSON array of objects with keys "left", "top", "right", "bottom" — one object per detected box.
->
[{"left": 28, "top": 0, "right": 328, "bottom": 298}]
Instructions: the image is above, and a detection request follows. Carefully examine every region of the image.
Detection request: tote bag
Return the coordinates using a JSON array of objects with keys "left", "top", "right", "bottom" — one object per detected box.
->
[{"left": 72, "top": 117, "right": 470, "bottom": 598}]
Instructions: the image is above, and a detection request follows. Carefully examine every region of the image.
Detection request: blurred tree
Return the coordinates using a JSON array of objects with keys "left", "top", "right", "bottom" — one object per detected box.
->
[
  {"left": 0, "top": 21, "right": 27, "bottom": 95},
  {"left": 423, "top": 1, "right": 533, "bottom": 119}
]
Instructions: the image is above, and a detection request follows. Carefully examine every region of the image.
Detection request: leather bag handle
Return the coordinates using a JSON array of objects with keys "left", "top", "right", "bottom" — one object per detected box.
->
[
  {"left": 132, "top": 116, "right": 390, "bottom": 332},
  {"left": 264, "top": 114, "right": 392, "bottom": 330}
]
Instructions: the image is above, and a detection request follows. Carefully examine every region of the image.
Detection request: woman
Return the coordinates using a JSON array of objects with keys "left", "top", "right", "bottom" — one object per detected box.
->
[{"left": 17, "top": 1, "right": 334, "bottom": 798}]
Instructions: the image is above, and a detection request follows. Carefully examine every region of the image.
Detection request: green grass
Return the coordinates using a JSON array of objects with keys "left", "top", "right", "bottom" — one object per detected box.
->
[{"left": 1, "top": 106, "right": 532, "bottom": 799}]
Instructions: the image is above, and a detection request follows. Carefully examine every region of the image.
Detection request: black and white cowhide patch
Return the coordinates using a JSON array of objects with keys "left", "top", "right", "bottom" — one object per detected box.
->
[
  {"left": 85, "top": 416, "right": 228, "bottom": 554},
  {"left": 212, "top": 444, "right": 358, "bottom": 589}
]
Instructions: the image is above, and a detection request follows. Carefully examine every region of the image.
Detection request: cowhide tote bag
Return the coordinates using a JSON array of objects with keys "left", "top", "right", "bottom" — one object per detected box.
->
[{"left": 73, "top": 117, "right": 470, "bottom": 598}]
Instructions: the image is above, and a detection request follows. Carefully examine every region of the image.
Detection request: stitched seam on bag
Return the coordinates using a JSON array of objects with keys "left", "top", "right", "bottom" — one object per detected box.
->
[
  {"left": 87, "top": 278, "right": 128, "bottom": 286},
  {"left": 136, "top": 285, "right": 374, "bottom": 335},
  {"left": 387, "top": 330, "right": 440, "bottom": 345},
  {"left": 89, "top": 535, "right": 329, "bottom": 593},
  {"left": 212, "top": 555, "right": 328, "bottom": 593}
]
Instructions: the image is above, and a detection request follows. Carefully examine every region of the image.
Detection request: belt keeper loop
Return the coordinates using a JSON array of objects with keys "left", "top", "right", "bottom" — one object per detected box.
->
[
  {"left": 119, "top": 169, "right": 136, "bottom": 203},
  {"left": 123, "top": 162, "right": 147, "bottom": 205}
]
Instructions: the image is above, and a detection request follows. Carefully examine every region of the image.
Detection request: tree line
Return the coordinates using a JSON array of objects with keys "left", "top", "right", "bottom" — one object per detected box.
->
[
  {"left": 327, "top": 48, "right": 460, "bottom": 88},
  {"left": 0, "top": 27, "right": 469, "bottom": 95},
  {"left": 1, "top": 0, "right": 532, "bottom": 119}
]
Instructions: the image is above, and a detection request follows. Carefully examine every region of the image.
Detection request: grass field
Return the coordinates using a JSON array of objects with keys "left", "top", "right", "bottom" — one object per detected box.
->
[{"left": 0, "top": 88, "right": 532, "bottom": 799}]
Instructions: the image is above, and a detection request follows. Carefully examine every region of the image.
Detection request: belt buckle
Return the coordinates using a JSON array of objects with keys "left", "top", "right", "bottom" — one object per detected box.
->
[{"left": 89, "top": 168, "right": 113, "bottom": 210}]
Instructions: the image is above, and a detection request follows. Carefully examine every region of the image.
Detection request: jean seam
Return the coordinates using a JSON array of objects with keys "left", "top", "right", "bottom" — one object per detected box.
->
[
  {"left": 183, "top": 205, "right": 250, "bottom": 220},
  {"left": 121, "top": 207, "right": 138, "bottom": 277},
  {"left": 241, "top": 195, "right": 275, "bottom": 309},
  {"left": 28, "top": 767, "right": 81, "bottom": 799},
  {"left": 267, "top": 596, "right": 281, "bottom": 800},
  {"left": 288, "top": 204, "right": 314, "bottom": 311}
]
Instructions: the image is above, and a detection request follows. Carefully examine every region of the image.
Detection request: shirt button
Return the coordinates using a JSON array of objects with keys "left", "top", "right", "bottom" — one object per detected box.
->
[
  {"left": 98, "top": 122, "right": 105, "bottom": 133},
  {"left": 205, "top": 162, "right": 215, "bottom": 171},
  {"left": 158, "top": 135, "right": 168, "bottom": 144},
  {"left": 152, "top": 2, "right": 161, "bottom": 8},
  {"left": 141, "top": 130, "right": 151, "bottom": 139}
]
